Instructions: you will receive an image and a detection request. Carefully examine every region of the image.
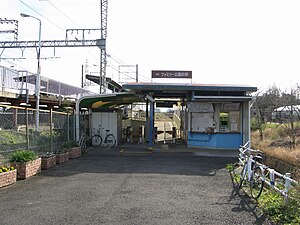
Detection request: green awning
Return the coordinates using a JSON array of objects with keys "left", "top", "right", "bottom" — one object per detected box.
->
[{"left": 78, "top": 92, "right": 144, "bottom": 109}]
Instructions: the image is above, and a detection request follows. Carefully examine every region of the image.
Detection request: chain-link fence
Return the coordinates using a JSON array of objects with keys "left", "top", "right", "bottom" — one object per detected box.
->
[{"left": 0, "top": 104, "right": 75, "bottom": 164}]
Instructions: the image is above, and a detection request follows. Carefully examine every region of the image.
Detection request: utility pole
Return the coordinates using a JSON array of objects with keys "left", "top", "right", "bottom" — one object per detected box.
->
[
  {"left": 100, "top": 0, "right": 108, "bottom": 94},
  {"left": 20, "top": 13, "right": 42, "bottom": 132},
  {"left": 136, "top": 64, "right": 138, "bottom": 83},
  {"left": 81, "top": 65, "right": 84, "bottom": 88}
]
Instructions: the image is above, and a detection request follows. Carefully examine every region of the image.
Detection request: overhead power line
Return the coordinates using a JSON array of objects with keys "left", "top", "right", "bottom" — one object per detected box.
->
[{"left": 18, "top": 0, "right": 65, "bottom": 32}]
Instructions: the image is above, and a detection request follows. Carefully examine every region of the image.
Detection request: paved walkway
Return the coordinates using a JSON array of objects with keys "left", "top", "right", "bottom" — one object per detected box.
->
[{"left": 0, "top": 147, "right": 270, "bottom": 225}]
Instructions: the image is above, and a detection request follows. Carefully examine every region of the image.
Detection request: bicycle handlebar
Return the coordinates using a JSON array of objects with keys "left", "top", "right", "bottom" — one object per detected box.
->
[{"left": 239, "top": 146, "right": 263, "bottom": 156}]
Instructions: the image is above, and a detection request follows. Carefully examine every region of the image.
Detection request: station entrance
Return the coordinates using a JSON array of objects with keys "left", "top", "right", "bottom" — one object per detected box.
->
[{"left": 76, "top": 83, "right": 257, "bottom": 154}]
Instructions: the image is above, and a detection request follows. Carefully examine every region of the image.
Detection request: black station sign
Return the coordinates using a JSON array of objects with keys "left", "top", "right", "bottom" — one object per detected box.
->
[{"left": 151, "top": 70, "right": 192, "bottom": 79}]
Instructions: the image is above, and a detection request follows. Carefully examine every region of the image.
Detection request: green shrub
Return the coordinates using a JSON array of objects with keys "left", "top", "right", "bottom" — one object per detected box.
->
[
  {"left": 9, "top": 150, "right": 38, "bottom": 163},
  {"left": 229, "top": 164, "right": 300, "bottom": 224},
  {"left": 258, "top": 188, "right": 300, "bottom": 224},
  {"left": 62, "top": 140, "right": 78, "bottom": 149}
]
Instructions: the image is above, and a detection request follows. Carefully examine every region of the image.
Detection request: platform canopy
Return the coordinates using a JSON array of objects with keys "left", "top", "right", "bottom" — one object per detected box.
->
[
  {"left": 78, "top": 82, "right": 257, "bottom": 110},
  {"left": 122, "top": 82, "right": 257, "bottom": 99},
  {"left": 78, "top": 92, "right": 143, "bottom": 110}
]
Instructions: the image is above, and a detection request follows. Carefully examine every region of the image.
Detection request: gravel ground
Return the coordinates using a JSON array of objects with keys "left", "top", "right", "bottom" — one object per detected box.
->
[{"left": 0, "top": 148, "right": 271, "bottom": 225}]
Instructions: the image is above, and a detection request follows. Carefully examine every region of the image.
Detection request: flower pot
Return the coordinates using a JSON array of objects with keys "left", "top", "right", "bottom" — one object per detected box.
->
[
  {"left": 41, "top": 155, "right": 56, "bottom": 170},
  {"left": 56, "top": 152, "right": 69, "bottom": 164},
  {"left": 0, "top": 169, "right": 17, "bottom": 188},
  {"left": 68, "top": 147, "right": 81, "bottom": 159},
  {"left": 11, "top": 158, "right": 41, "bottom": 179}
]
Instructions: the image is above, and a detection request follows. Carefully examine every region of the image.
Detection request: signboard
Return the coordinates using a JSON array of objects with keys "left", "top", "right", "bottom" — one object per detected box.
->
[
  {"left": 187, "top": 102, "right": 214, "bottom": 113},
  {"left": 152, "top": 70, "right": 192, "bottom": 79}
]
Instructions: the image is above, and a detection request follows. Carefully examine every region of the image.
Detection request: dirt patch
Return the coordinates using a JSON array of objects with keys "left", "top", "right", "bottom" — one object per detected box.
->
[{"left": 269, "top": 139, "right": 293, "bottom": 148}]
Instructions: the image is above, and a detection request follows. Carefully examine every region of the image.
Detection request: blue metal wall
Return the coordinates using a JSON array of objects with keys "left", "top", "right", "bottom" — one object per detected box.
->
[{"left": 188, "top": 132, "right": 242, "bottom": 149}]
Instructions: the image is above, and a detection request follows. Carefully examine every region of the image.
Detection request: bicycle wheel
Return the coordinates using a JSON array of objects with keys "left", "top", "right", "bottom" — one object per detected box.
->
[
  {"left": 91, "top": 135, "right": 102, "bottom": 147},
  {"left": 105, "top": 134, "right": 116, "bottom": 148},
  {"left": 238, "top": 164, "right": 247, "bottom": 188},
  {"left": 250, "top": 166, "right": 264, "bottom": 199}
]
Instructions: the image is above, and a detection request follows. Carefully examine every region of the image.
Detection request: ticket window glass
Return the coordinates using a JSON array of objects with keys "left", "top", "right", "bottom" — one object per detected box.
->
[
  {"left": 219, "top": 111, "right": 240, "bottom": 133},
  {"left": 220, "top": 113, "right": 229, "bottom": 132}
]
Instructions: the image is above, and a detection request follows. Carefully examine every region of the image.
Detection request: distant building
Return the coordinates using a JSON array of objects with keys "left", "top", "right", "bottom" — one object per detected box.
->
[{"left": 272, "top": 105, "right": 300, "bottom": 120}]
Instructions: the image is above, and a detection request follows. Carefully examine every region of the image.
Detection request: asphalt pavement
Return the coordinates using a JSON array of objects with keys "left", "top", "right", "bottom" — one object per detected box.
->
[{"left": 0, "top": 146, "right": 271, "bottom": 225}]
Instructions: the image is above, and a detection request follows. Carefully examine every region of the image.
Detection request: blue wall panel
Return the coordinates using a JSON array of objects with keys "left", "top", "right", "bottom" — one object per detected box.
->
[{"left": 188, "top": 132, "right": 242, "bottom": 149}]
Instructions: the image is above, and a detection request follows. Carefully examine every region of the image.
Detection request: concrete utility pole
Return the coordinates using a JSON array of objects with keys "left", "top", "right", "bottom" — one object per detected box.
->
[{"left": 20, "top": 13, "right": 42, "bottom": 132}]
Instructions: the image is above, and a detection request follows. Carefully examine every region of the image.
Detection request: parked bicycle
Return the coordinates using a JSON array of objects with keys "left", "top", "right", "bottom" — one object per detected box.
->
[
  {"left": 78, "top": 133, "right": 87, "bottom": 154},
  {"left": 91, "top": 125, "right": 116, "bottom": 148},
  {"left": 238, "top": 143, "right": 265, "bottom": 199}
]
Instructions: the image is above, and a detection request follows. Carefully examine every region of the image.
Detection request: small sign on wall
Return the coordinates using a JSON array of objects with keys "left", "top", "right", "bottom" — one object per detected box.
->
[
  {"left": 222, "top": 103, "right": 240, "bottom": 111},
  {"left": 187, "top": 102, "right": 214, "bottom": 113}
]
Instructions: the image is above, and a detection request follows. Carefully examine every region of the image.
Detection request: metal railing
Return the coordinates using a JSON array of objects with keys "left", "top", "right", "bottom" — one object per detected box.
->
[
  {"left": 0, "top": 65, "right": 95, "bottom": 99},
  {"left": 238, "top": 144, "right": 299, "bottom": 198}
]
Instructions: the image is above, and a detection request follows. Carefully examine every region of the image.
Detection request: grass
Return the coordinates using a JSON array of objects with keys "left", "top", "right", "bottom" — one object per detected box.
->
[
  {"left": 227, "top": 164, "right": 300, "bottom": 225},
  {"left": 0, "top": 130, "right": 26, "bottom": 145},
  {"left": 258, "top": 188, "right": 300, "bottom": 225},
  {"left": 251, "top": 126, "right": 300, "bottom": 169}
]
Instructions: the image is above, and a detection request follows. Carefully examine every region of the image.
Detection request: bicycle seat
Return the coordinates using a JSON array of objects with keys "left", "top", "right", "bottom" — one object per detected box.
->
[
  {"left": 106, "top": 129, "right": 110, "bottom": 132},
  {"left": 253, "top": 155, "right": 263, "bottom": 163}
]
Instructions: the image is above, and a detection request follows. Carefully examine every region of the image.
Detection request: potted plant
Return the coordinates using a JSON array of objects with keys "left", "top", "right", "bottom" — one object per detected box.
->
[
  {"left": 0, "top": 165, "right": 17, "bottom": 188},
  {"left": 40, "top": 152, "right": 56, "bottom": 170},
  {"left": 55, "top": 148, "right": 70, "bottom": 164},
  {"left": 62, "top": 141, "right": 81, "bottom": 159},
  {"left": 10, "top": 150, "right": 41, "bottom": 179}
]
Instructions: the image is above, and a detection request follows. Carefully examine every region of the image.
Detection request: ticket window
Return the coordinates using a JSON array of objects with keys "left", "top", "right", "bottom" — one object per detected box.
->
[
  {"left": 220, "top": 113, "right": 229, "bottom": 132},
  {"left": 219, "top": 111, "right": 240, "bottom": 133}
]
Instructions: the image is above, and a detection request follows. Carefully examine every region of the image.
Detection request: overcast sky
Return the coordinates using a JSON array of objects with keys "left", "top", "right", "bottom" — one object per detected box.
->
[{"left": 1, "top": 0, "right": 300, "bottom": 93}]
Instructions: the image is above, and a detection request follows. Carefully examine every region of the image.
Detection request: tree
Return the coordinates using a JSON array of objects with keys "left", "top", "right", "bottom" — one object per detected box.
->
[
  {"left": 273, "top": 84, "right": 300, "bottom": 149},
  {"left": 251, "top": 85, "right": 282, "bottom": 140}
]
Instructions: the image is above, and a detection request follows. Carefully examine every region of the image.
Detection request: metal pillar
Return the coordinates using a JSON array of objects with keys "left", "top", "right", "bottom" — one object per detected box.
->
[{"left": 149, "top": 100, "right": 154, "bottom": 149}]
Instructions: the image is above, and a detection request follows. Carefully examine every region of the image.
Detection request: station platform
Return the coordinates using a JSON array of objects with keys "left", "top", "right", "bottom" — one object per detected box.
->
[{"left": 116, "top": 142, "right": 239, "bottom": 158}]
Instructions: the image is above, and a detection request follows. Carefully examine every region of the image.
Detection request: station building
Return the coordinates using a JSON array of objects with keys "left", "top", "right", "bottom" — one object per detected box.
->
[{"left": 76, "top": 81, "right": 257, "bottom": 154}]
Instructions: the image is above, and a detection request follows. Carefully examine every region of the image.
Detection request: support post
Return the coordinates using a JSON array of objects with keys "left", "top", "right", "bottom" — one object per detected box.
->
[
  {"left": 50, "top": 108, "right": 53, "bottom": 152},
  {"left": 136, "top": 64, "right": 138, "bottom": 82},
  {"left": 149, "top": 100, "right": 154, "bottom": 149},
  {"left": 25, "top": 108, "right": 29, "bottom": 151},
  {"left": 67, "top": 111, "right": 70, "bottom": 142}
]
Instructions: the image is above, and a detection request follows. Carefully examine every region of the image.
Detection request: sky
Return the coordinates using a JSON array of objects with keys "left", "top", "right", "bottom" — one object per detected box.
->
[{"left": 1, "top": 0, "right": 300, "bottom": 93}]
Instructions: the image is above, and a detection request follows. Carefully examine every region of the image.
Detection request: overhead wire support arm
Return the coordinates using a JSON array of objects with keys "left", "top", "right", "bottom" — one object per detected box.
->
[
  {"left": 65, "top": 28, "right": 102, "bottom": 41},
  {"left": 0, "top": 18, "right": 19, "bottom": 41},
  {"left": 0, "top": 39, "right": 105, "bottom": 48}
]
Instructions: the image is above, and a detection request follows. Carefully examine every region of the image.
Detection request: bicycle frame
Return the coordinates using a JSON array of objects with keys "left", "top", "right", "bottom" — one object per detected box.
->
[{"left": 238, "top": 145, "right": 265, "bottom": 199}]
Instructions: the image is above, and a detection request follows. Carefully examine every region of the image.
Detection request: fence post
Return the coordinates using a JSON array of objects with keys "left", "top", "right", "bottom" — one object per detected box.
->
[
  {"left": 25, "top": 107, "right": 29, "bottom": 151},
  {"left": 139, "top": 126, "right": 143, "bottom": 143},
  {"left": 284, "top": 173, "right": 291, "bottom": 201},
  {"left": 13, "top": 108, "right": 18, "bottom": 128},
  {"left": 67, "top": 111, "right": 70, "bottom": 142},
  {"left": 172, "top": 127, "right": 176, "bottom": 144},
  {"left": 50, "top": 108, "right": 53, "bottom": 152},
  {"left": 270, "top": 169, "right": 275, "bottom": 188}
]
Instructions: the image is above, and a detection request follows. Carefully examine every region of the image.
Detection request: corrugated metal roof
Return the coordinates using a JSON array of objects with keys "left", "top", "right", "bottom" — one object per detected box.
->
[
  {"left": 122, "top": 82, "right": 257, "bottom": 92},
  {"left": 78, "top": 92, "right": 143, "bottom": 109}
]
